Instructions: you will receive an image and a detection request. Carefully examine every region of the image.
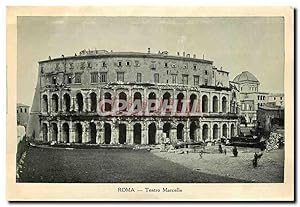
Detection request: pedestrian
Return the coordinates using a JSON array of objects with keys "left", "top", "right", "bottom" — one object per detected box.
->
[
  {"left": 232, "top": 146, "right": 238, "bottom": 157},
  {"left": 218, "top": 144, "right": 223, "bottom": 153},
  {"left": 199, "top": 149, "right": 204, "bottom": 159},
  {"left": 252, "top": 152, "right": 263, "bottom": 168},
  {"left": 224, "top": 148, "right": 227, "bottom": 155}
]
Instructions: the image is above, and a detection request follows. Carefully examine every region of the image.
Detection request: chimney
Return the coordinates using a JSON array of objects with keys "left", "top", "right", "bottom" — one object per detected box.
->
[
  {"left": 187, "top": 54, "right": 190, "bottom": 58},
  {"left": 177, "top": 52, "right": 180, "bottom": 56},
  {"left": 62, "top": 54, "right": 64, "bottom": 58},
  {"left": 183, "top": 51, "right": 185, "bottom": 57},
  {"left": 193, "top": 54, "right": 196, "bottom": 58},
  {"left": 148, "top": 48, "right": 151, "bottom": 53},
  {"left": 74, "top": 53, "right": 77, "bottom": 56},
  {"left": 48, "top": 56, "right": 51, "bottom": 60}
]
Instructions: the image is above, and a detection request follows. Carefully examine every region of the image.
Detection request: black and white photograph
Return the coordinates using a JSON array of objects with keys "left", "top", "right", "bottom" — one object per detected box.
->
[{"left": 7, "top": 6, "right": 294, "bottom": 201}]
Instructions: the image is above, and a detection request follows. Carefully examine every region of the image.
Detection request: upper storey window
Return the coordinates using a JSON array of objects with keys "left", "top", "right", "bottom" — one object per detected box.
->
[
  {"left": 134, "top": 60, "right": 140, "bottom": 67},
  {"left": 194, "top": 75, "right": 199, "bottom": 86},
  {"left": 171, "top": 74, "right": 177, "bottom": 84},
  {"left": 150, "top": 64, "right": 156, "bottom": 70},
  {"left": 117, "top": 72, "right": 125, "bottom": 82},
  {"left": 67, "top": 75, "right": 72, "bottom": 84},
  {"left": 80, "top": 62, "right": 85, "bottom": 69},
  {"left": 193, "top": 65, "right": 197, "bottom": 70},
  {"left": 87, "top": 62, "right": 92, "bottom": 68},
  {"left": 154, "top": 73, "right": 159, "bottom": 83},
  {"left": 75, "top": 73, "right": 82, "bottom": 84},
  {"left": 204, "top": 79, "right": 208, "bottom": 86},
  {"left": 118, "top": 61, "right": 122, "bottom": 67},
  {"left": 100, "top": 72, "right": 107, "bottom": 83},
  {"left": 183, "top": 64, "right": 187, "bottom": 69},
  {"left": 69, "top": 62, "right": 74, "bottom": 69},
  {"left": 205, "top": 70, "right": 208, "bottom": 75},
  {"left": 102, "top": 61, "right": 107, "bottom": 67},
  {"left": 164, "top": 63, "right": 168, "bottom": 68},
  {"left": 137, "top": 73, "right": 142, "bottom": 82},
  {"left": 91, "top": 72, "right": 98, "bottom": 83},
  {"left": 171, "top": 63, "right": 176, "bottom": 68},
  {"left": 182, "top": 74, "right": 188, "bottom": 85},
  {"left": 52, "top": 76, "right": 57, "bottom": 84},
  {"left": 126, "top": 61, "right": 130, "bottom": 66}
]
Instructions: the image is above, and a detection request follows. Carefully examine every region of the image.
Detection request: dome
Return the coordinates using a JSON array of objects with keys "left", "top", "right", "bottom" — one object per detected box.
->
[{"left": 233, "top": 71, "right": 259, "bottom": 83}]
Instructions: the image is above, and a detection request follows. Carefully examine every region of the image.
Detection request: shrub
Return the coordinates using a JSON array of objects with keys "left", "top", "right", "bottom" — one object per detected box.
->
[{"left": 16, "top": 136, "right": 29, "bottom": 163}]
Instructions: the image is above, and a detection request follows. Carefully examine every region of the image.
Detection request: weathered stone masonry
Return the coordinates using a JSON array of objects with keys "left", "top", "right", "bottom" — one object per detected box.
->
[{"left": 38, "top": 49, "right": 240, "bottom": 145}]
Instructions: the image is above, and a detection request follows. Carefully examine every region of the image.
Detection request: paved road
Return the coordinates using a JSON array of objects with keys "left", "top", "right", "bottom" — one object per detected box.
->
[{"left": 19, "top": 147, "right": 247, "bottom": 183}]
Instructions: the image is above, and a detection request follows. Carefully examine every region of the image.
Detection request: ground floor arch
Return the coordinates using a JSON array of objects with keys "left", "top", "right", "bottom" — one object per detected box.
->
[
  {"left": 62, "top": 123, "right": 69, "bottom": 143},
  {"left": 177, "top": 123, "right": 184, "bottom": 140},
  {"left": 231, "top": 124, "right": 235, "bottom": 137},
  {"left": 104, "top": 123, "right": 111, "bottom": 144},
  {"left": 75, "top": 123, "right": 83, "bottom": 143},
  {"left": 42, "top": 123, "right": 48, "bottom": 142},
  {"left": 202, "top": 124, "right": 208, "bottom": 141},
  {"left": 222, "top": 124, "right": 228, "bottom": 138},
  {"left": 190, "top": 122, "right": 197, "bottom": 140},
  {"left": 119, "top": 123, "right": 126, "bottom": 144},
  {"left": 148, "top": 123, "right": 156, "bottom": 144},
  {"left": 90, "top": 122, "right": 97, "bottom": 144},
  {"left": 51, "top": 123, "right": 58, "bottom": 141},
  {"left": 133, "top": 123, "right": 142, "bottom": 144},
  {"left": 213, "top": 124, "right": 218, "bottom": 140},
  {"left": 163, "top": 123, "right": 171, "bottom": 138}
]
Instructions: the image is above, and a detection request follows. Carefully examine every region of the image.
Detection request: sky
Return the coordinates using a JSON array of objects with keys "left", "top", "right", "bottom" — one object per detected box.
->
[{"left": 17, "top": 16, "right": 284, "bottom": 106}]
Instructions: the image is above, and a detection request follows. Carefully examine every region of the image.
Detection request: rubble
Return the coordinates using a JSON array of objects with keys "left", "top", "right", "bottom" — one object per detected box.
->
[{"left": 265, "top": 132, "right": 284, "bottom": 151}]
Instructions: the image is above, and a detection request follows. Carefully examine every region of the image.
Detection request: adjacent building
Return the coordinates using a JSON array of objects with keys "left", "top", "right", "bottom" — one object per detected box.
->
[
  {"left": 233, "top": 71, "right": 284, "bottom": 127},
  {"left": 17, "top": 103, "right": 30, "bottom": 128}
]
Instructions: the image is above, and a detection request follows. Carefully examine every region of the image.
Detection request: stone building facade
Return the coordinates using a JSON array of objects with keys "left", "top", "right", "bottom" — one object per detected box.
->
[{"left": 37, "top": 49, "right": 240, "bottom": 145}]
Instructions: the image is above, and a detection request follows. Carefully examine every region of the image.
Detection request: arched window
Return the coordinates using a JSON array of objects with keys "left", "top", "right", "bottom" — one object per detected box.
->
[
  {"left": 52, "top": 94, "right": 59, "bottom": 112},
  {"left": 63, "top": 93, "right": 71, "bottom": 112},
  {"left": 190, "top": 94, "right": 197, "bottom": 113},
  {"left": 133, "top": 92, "right": 142, "bottom": 111},
  {"left": 118, "top": 92, "right": 127, "bottom": 111},
  {"left": 90, "top": 92, "right": 97, "bottom": 112},
  {"left": 202, "top": 95, "right": 208, "bottom": 112},
  {"left": 213, "top": 96, "right": 218, "bottom": 112},
  {"left": 104, "top": 92, "right": 112, "bottom": 112},
  {"left": 177, "top": 93, "right": 184, "bottom": 112},
  {"left": 148, "top": 92, "right": 157, "bottom": 113},
  {"left": 76, "top": 93, "right": 84, "bottom": 112},
  {"left": 163, "top": 92, "right": 171, "bottom": 113},
  {"left": 42, "top": 95, "right": 48, "bottom": 112},
  {"left": 222, "top": 97, "right": 227, "bottom": 113}
]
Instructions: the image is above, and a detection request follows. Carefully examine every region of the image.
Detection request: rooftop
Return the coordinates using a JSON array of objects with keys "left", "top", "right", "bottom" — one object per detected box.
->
[
  {"left": 233, "top": 71, "right": 259, "bottom": 83},
  {"left": 17, "top": 103, "right": 30, "bottom": 108},
  {"left": 39, "top": 49, "right": 214, "bottom": 64}
]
